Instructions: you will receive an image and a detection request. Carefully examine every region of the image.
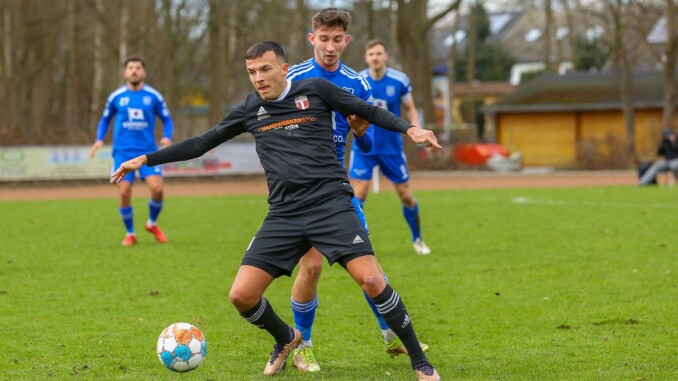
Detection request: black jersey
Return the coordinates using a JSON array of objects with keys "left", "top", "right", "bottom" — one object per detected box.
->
[{"left": 146, "top": 78, "right": 411, "bottom": 208}]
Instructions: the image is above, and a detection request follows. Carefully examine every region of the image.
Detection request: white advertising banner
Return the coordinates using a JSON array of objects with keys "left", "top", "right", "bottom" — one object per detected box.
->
[{"left": 0, "top": 144, "right": 263, "bottom": 181}]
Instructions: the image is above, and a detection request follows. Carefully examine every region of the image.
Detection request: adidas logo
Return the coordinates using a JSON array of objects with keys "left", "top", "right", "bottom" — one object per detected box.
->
[
  {"left": 352, "top": 235, "right": 364, "bottom": 244},
  {"left": 257, "top": 106, "right": 270, "bottom": 120},
  {"left": 401, "top": 314, "right": 411, "bottom": 329}
]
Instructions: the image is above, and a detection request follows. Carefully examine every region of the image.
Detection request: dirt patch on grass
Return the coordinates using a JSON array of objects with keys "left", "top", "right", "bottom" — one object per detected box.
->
[{"left": 0, "top": 170, "right": 639, "bottom": 201}]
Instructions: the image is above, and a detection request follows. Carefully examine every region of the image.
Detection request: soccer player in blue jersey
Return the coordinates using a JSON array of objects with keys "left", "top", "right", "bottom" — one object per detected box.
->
[
  {"left": 89, "top": 57, "right": 174, "bottom": 246},
  {"left": 285, "top": 9, "right": 427, "bottom": 373},
  {"left": 350, "top": 40, "right": 432, "bottom": 256}
]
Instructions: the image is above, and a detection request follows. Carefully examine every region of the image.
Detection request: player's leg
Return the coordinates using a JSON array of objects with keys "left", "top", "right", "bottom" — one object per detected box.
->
[
  {"left": 114, "top": 156, "right": 137, "bottom": 245},
  {"left": 230, "top": 265, "right": 301, "bottom": 376},
  {"left": 237, "top": 214, "right": 307, "bottom": 375},
  {"left": 342, "top": 255, "right": 439, "bottom": 381},
  {"left": 380, "top": 154, "right": 430, "bottom": 255},
  {"left": 639, "top": 159, "right": 669, "bottom": 185},
  {"left": 668, "top": 158, "right": 678, "bottom": 182},
  {"left": 310, "top": 197, "right": 437, "bottom": 380},
  {"left": 141, "top": 166, "right": 168, "bottom": 243},
  {"left": 349, "top": 152, "right": 378, "bottom": 207},
  {"left": 290, "top": 248, "right": 322, "bottom": 372}
]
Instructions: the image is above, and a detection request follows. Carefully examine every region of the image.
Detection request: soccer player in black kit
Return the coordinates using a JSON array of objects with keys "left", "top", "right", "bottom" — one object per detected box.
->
[{"left": 111, "top": 41, "right": 441, "bottom": 381}]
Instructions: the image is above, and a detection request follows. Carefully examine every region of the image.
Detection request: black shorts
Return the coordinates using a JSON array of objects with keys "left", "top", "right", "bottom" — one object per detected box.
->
[{"left": 241, "top": 191, "right": 374, "bottom": 278}]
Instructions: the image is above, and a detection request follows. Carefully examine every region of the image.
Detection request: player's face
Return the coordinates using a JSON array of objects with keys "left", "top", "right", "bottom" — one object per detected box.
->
[
  {"left": 124, "top": 61, "right": 146, "bottom": 87},
  {"left": 309, "top": 26, "right": 351, "bottom": 71},
  {"left": 246, "top": 51, "right": 289, "bottom": 101},
  {"left": 365, "top": 44, "right": 388, "bottom": 72}
]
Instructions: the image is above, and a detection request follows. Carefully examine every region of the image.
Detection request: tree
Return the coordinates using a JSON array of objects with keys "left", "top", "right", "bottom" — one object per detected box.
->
[{"left": 395, "top": 0, "right": 462, "bottom": 126}]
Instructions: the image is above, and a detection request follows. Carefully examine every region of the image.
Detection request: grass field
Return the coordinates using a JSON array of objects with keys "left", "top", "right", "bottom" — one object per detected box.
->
[{"left": 1, "top": 185, "right": 677, "bottom": 380}]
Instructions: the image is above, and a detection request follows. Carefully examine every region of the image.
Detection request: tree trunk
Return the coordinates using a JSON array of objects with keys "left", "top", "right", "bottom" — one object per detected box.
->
[
  {"left": 447, "top": 10, "right": 460, "bottom": 128},
  {"left": 65, "top": 0, "right": 80, "bottom": 135},
  {"left": 466, "top": 3, "right": 477, "bottom": 125},
  {"left": 208, "top": 0, "right": 225, "bottom": 123},
  {"left": 119, "top": 0, "right": 128, "bottom": 66},
  {"left": 609, "top": 0, "right": 635, "bottom": 162},
  {"left": 89, "top": 0, "right": 105, "bottom": 131},
  {"left": 396, "top": 0, "right": 460, "bottom": 126},
  {"left": 662, "top": 0, "right": 677, "bottom": 130},
  {"left": 543, "top": 0, "right": 558, "bottom": 72}
]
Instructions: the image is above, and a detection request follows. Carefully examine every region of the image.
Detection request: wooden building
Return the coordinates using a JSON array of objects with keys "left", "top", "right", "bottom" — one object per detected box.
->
[{"left": 483, "top": 72, "right": 678, "bottom": 168}]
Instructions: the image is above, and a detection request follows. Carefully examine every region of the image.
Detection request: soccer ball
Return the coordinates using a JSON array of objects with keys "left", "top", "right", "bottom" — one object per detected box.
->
[{"left": 156, "top": 322, "right": 207, "bottom": 372}]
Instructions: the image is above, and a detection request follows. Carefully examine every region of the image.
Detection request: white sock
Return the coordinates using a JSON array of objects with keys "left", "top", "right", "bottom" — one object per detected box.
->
[{"left": 382, "top": 329, "right": 396, "bottom": 342}]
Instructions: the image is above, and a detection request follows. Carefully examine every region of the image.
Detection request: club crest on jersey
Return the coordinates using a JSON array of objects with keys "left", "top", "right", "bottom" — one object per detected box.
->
[
  {"left": 386, "top": 85, "right": 396, "bottom": 97},
  {"left": 295, "top": 96, "right": 309, "bottom": 110},
  {"left": 143, "top": 96, "right": 152, "bottom": 105}
]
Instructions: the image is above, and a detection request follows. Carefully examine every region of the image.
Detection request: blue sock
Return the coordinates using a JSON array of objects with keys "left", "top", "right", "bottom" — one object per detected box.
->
[
  {"left": 291, "top": 295, "right": 318, "bottom": 342},
  {"left": 149, "top": 198, "right": 163, "bottom": 224},
  {"left": 403, "top": 200, "right": 421, "bottom": 241},
  {"left": 356, "top": 197, "right": 365, "bottom": 210},
  {"left": 363, "top": 275, "right": 390, "bottom": 331},
  {"left": 119, "top": 206, "right": 134, "bottom": 234}
]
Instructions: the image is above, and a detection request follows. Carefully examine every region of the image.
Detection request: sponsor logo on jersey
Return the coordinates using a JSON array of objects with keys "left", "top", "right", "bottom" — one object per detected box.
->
[
  {"left": 342, "top": 87, "right": 355, "bottom": 94},
  {"left": 284, "top": 124, "right": 299, "bottom": 131},
  {"left": 259, "top": 117, "right": 317, "bottom": 132},
  {"left": 294, "top": 96, "right": 309, "bottom": 110},
  {"left": 352, "top": 235, "right": 364, "bottom": 244},
  {"left": 386, "top": 85, "right": 396, "bottom": 97},
  {"left": 374, "top": 98, "right": 388, "bottom": 110},
  {"left": 257, "top": 106, "right": 270, "bottom": 120}
]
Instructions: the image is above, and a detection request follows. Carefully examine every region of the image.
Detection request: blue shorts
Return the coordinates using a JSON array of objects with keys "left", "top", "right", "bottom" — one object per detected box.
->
[
  {"left": 349, "top": 152, "right": 409, "bottom": 184},
  {"left": 112, "top": 154, "right": 162, "bottom": 183}
]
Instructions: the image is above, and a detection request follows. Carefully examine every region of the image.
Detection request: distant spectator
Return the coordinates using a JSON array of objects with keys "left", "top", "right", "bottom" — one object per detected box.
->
[{"left": 639, "top": 128, "right": 678, "bottom": 186}]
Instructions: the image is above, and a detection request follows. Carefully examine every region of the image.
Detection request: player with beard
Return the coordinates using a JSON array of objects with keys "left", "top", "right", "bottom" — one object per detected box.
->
[{"left": 90, "top": 56, "right": 174, "bottom": 246}]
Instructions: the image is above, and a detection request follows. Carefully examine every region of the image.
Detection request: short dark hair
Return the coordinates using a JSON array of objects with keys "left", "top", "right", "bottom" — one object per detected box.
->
[
  {"left": 123, "top": 56, "right": 145, "bottom": 68},
  {"left": 245, "top": 41, "right": 286, "bottom": 62},
  {"left": 365, "top": 39, "right": 388, "bottom": 52},
  {"left": 311, "top": 8, "right": 351, "bottom": 32}
]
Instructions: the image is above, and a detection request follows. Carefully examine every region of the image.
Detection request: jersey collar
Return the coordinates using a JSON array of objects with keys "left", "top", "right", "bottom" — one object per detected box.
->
[
  {"left": 271, "top": 79, "right": 292, "bottom": 102},
  {"left": 312, "top": 58, "right": 343, "bottom": 77}
]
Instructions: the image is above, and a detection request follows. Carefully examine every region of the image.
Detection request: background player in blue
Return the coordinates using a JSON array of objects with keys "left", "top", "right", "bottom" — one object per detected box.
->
[
  {"left": 286, "top": 9, "right": 427, "bottom": 373},
  {"left": 350, "top": 40, "right": 432, "bottom": 256},
  {"left": 89, "top": 56, "right": 174, "bottom": 246}
]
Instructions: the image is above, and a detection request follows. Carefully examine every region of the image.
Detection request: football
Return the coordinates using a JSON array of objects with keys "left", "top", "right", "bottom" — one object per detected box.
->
[{"left": 156, "top": 322, "right": 207, "bottom": 372}]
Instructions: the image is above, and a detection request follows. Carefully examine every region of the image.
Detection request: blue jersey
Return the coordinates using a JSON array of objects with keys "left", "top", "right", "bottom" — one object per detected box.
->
[
  {"left": 353, "top": 68, "right": 412, "bottom": 156},
  {"left": 96, "top": 84, "right": 174, "bottom": 156},
  {"left": 287, "top": 58, "right": 373, "bottom": 162}
]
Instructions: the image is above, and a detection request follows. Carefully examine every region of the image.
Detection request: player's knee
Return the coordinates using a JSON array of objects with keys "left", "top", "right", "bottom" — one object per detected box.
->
[
  {"left": 299, "top": 260, "right": 323, "bottom": 280},
  {"left": 360, "top": 274, "right": 386, "bottom": 297},
  {"left": 229, "top": 287, "right": 257, "bottom": 311}
]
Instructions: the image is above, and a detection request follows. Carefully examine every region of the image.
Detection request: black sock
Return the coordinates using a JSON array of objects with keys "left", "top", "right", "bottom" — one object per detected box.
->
[
  {"left": 371, "top": 285, "right": 428, "bottom": 368},
  {"left": 239, "top": 297, "right": 293, "bottom": 344}
]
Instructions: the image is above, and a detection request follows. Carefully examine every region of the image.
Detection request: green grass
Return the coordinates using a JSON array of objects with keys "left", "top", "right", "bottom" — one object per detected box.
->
[{"left": 1, "top": 185, "right": 677, "bottom": 380}]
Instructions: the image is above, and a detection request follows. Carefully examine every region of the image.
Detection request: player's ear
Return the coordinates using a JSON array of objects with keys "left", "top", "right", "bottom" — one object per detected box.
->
[
  {"left": 281, "top": 62, "right": 289, "bottom": 76},
  {"left": 308, "top": 32, "right": 315, "bottom": 44},
  {"left": 345, "top": 34, "right": 351, "bottom": 44}
]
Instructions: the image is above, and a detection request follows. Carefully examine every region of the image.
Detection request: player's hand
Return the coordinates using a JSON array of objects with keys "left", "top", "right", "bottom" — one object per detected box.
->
[
  {"left": 159, "top": 137, "right": 172, "bottom": 147},
  {"left": 348, "top": 115, "right": 370, "bottom": 137},
  {"left": 89, "top": 140, "right": 103, "bottom": 159},
  {"left": 110, "top": 155, "right": 148, "bottom": 184},
  {"left": 407, "top": 126, "right": 442, "bottom": 152}
]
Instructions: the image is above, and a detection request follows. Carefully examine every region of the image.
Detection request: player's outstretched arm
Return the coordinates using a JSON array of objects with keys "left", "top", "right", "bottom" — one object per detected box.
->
[
  {"left": 111, "top": 155, "right": 148, "bottom": 184},
  {"left": 406, "top": 126, "right": 442, "bottom": 152},
  {"left": 89, "top": 140, "right": 103, "bottom": 159}
]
